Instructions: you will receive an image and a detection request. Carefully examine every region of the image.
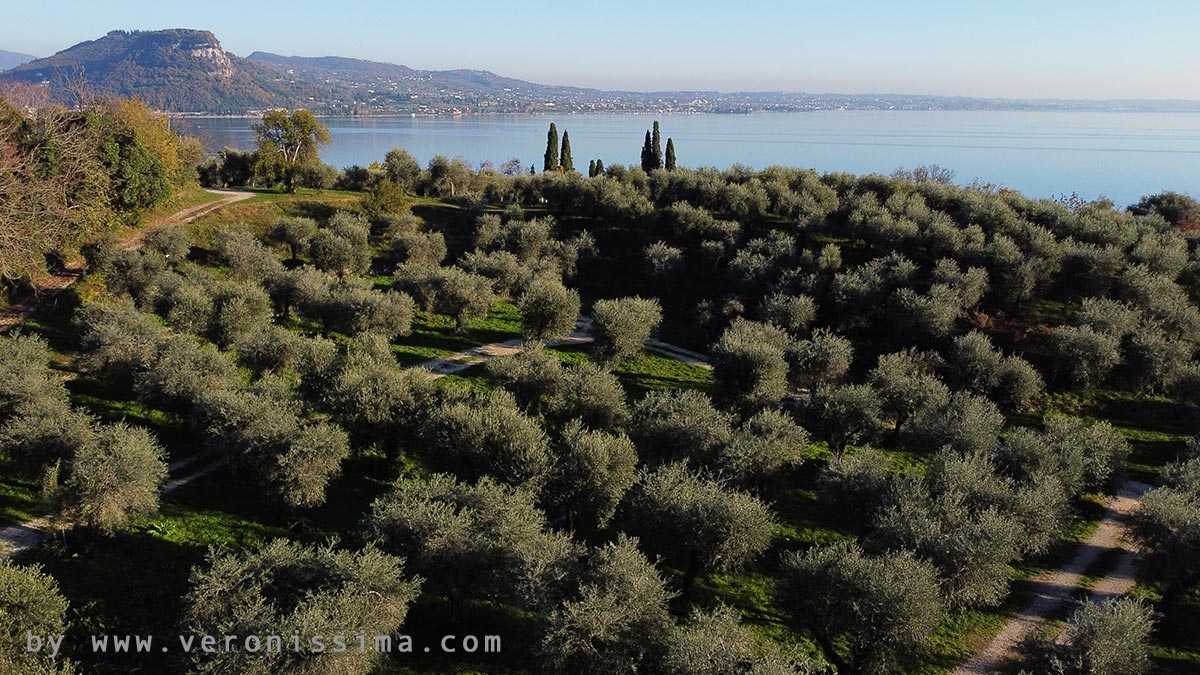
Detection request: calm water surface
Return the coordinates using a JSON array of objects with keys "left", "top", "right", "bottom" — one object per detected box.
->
[{"left": 181, "top": 111, "right": 1200, "bottom": 206}]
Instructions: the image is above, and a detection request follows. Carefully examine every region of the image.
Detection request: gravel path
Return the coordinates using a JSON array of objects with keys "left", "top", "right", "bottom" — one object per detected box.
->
[
  {"left": 953, "top": 480, "right": 1151, "bottom": 675},
  {"left": 0, "top": 456, "right": 232, "bottom": 559},
  {"left": 0, "top": 189, "right": 253, "bottom": 558},
  {"left": 417, "top": 316, "right": 711, "bottom": 378},
  {"left": 0, "top": 189, "right": 252, "bottom": 333}
]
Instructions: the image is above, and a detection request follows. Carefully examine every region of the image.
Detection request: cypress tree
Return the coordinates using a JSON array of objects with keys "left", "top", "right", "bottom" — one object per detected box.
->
[
  {"left": 560, "top": 131, "right": 574, "bottom": 173},
  {"left": 641, "top": 130, "right": 654, "bottom": 172},
  {"left": 596, "top": 159, "right": 604, "bottom": 174},
  {"left": 665, "top": 138, "right": 677, "bottom": 171},
  {"left": 651, "top": 120, "right": 663, "bottom": 170},
  {"left": 530, "top": 164, "right": 536, "bottom": 175},
  {"left": 544, "top": 123, "right": 559, "bottom": 172},
  {"left": 588, "top": 159, "right": 597, "bottom": 177}
]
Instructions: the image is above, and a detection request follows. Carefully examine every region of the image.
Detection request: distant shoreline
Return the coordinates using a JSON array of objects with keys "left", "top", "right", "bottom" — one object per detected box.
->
[{"left": 168, "top": 107, "right": 1200, "bottom": 120}]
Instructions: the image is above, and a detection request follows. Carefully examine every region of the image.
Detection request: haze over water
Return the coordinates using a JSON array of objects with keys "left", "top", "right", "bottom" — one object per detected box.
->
[{"left": 185, "top": 111, "right": 1200, "bottom": 207}]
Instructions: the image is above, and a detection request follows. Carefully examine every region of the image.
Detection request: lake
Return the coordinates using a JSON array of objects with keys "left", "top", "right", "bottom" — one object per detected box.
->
[{"left": 180, "top": 111, "right": 1200, "bottom": 207}]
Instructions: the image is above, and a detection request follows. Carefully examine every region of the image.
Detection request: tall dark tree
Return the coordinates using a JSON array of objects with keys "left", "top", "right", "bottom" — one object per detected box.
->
[
  {"left": 652, "top": 120, "right": 663, "bottom": 169},
  {"left": 544, "top": 123, "right": 560, "bottom": 172},
  {"left": 665, "top": 137, "right": 677, "bottom": 171},
  {"left": 588, "top": 159, "right": 597, "bottom": 177},
  {"left": 641, "top": 131, "right": 655, "bottom": 172},
  {"left": 560, "top": 131, "right": 575, "bottom": 173}
]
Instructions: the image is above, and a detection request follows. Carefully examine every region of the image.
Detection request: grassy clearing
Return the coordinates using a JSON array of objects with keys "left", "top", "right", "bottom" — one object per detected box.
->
[{"left": 392, "top": 301, "right": 523, "bottom": 367}]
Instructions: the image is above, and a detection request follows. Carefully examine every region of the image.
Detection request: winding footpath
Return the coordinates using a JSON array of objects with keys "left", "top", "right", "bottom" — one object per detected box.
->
[
  {"left": 953, "top": 480, "right": 1150, "bottom": 675},
  {"left": 0, "top": 189, "right": 252, "bottom": 558},
  {"left": 0, "top": 188, "right": 253, "bottom": 333},
  {"left": 417, "top": 316, "right": 712, "bottom": 378}
]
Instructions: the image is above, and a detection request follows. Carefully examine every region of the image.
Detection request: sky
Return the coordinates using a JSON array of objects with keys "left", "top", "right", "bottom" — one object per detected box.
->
[{"left": 2, "top": 0, "right": 1198, "bottom": 100}]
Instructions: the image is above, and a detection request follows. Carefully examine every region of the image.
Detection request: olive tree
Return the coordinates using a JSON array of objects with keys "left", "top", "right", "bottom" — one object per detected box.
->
[
  {"left": 323, "top": 282, "right": 415, "bottom": 339},
  {"left": 625, "top": 463, "right": 775, "bottom": 597},
  {"left": 184, "top": 539, "right": 420, "bottom": 675},
  {"left": 1051, "top": 325, "right": 1121, "bottom": 389},
  {"left": 811, "top": 384, "right": 885, "bottom": 453},
  {"left": 591, "top": 296, "right": 663, "bottom": 364},
  {"left": 663, "top": 605, "right": 817, "bottom": 675},
  {"left": 548, "top": 362, "right": 630, "bottom": 431},
  {"left": 1030, "top": 598, "right": 1155, "bottom": 675},
  {"left": 0, "top": 561, "right": 73, "bottom": 674},
  {"left": 208, "top": 280, "right": 274, "bottom": 349},
  {"left": 629, "top": 389, "right": 733, "bottom": 465},
  {"left": 322, "top": 334, "right": 438, "bottom": 450},
  {"left": 269, "top": 216, "right": 318, "bottom": 260},
  {"left": 548, "top": 420, "right": 638, "bottom": 531},
  {"left": 817, "top": 446, "right": 894, "bottom": 523},
  {"left": 486, "top": 344, "right": 565, "bottom": 412},
  {"left": 423, "top": 388, "right": 552, "bottom": 488},
  {"left": 143, "top": 226, "right": 192, "bottom": 261},
  {"left": 719, "top": 409, "right": 808, "bottom": 492},
  {"left": 389, "top": 230, "right": 446, "bottom": 267},
  {"left": 870, "top": 449, "right": 1063, "bottom": 608},
  {"left": 215, "top": 228, "right": 284, "bottom": 283},
  {"left": 365, "top": 474, "right": 577, "bottom": 610},
  {"left": 59, "top": 423, "right": 168, "bottom": 533},
  {"left": 520, "top": 275, "right": 581, "bottom": 343},
  {"left": 711, "top": 318, "right": 791, "bottom": 411},
  {"left": 539, "top": 536, "right": 672, "bottom": 675},
  {"left": 789, "top": 328, "right": 853, "bottom": 390},
  {"left": 901, "top": 391, "right": 1004, "bottom": 455},
  {"left": 948, "top": 330, "right": 1003, "bottom": 394},
  {"left": 1130, "top": 448, "right": 1200, "bottom": 601},
  {"left": 868, "top": 350, "right": 950, "bottom": 433},
  {"left": 996, "top": 418, "right": 1128, "bottom": 498},
  {"left": 310, "top": 212, "right": 372, "bottom": 277},
  {"left": 780, "top": 541, "right": 943, "bottom": 675},
  {"left": 760, "top": 292, "right": 817, "bottom": 336}
]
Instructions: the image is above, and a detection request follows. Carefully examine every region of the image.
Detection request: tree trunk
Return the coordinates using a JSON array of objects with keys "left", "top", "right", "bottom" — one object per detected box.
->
[
  {"left": 814, "top": 630, "right": 850, "bottom": 674},
  {"left": 681, "top": 549, "right": 700, "bottom": 602}
]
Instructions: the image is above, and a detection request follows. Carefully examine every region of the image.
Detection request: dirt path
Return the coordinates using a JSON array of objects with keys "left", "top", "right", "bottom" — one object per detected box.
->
[
  {"left": 953, "top": 480, "right": 1151, "bottom": 675},
  {"left": 0, "top": 189, "right": 253, "bottom": 557},
  {"left": 0, "top": 188, "right": 253, "bottom": 333},
  {"left": 416, "top": 316, "right": 712, "bottom": 378},
  {"left": 0, "top": 455, "right": 232, "bottom": 559}
]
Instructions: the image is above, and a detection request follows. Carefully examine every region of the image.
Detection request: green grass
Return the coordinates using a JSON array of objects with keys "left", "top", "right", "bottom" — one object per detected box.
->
[
  {"left": 1041, "top": 388, "right": 1194, "bottom": 479},
  {"left": 0, "top": 467, "right": 43, "bottom": 527},
  {"left": 392, "top": 302, "right": 523, "bottom": 367}
]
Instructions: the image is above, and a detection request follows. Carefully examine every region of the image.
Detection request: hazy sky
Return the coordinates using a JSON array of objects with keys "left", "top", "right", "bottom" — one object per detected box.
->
[{"left": 3, "top": 0, "right": 1197, "bottom": 99}]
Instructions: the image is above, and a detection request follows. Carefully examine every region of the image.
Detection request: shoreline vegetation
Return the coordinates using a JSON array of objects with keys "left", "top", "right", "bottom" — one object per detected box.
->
[{"left": 2, "top": 101, "right": 1200, "bottom": 675}]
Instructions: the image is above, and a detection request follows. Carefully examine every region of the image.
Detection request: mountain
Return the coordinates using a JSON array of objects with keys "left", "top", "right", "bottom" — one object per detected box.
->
[
  {"left": 0, "top": 29, "right": 336, "bottom": 113},
  {"left": 0, "top": 49, "right": 36, "bottom": 71},
  {"left": 246, "top": 51, "right": 621, "bottom": 114},
  {"left": 3, "top": 29, "right": 1197, "bottom": 115}
]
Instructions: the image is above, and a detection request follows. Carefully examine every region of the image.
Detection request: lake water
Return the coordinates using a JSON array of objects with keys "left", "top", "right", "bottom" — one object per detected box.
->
[{"left": 180, "top": 111, "right": 1200, "bottom": 207}]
